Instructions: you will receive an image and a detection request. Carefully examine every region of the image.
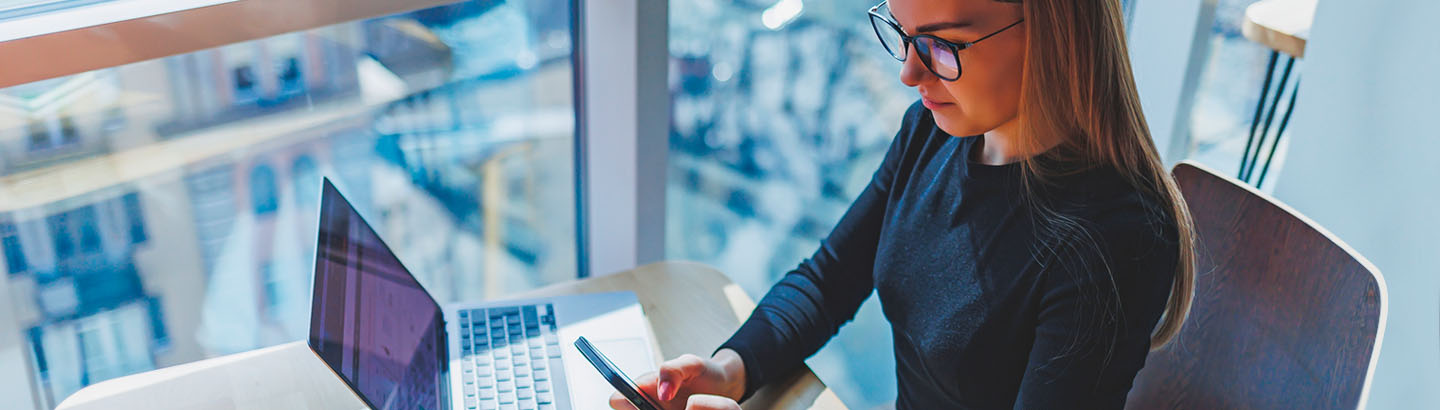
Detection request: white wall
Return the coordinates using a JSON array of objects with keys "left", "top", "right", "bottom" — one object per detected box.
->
[{"left": 1269, "top": 0, "right": 1440, "bottom": 407}]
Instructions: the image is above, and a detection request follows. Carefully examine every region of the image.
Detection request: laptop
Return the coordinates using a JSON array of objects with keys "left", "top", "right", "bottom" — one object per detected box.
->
[{"left": 306, "top": 178, "right": 659, "bottom": 410}]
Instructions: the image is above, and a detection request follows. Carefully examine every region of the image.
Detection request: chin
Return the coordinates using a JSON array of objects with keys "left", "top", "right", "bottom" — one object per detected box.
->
[{"left": 932, "top": 114, "right": 987, "bottom": 138}]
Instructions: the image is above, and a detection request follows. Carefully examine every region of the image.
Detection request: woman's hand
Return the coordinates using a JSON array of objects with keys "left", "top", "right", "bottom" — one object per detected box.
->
[{"left": 609, "top": 349, "right": 747, "bottom": 410}]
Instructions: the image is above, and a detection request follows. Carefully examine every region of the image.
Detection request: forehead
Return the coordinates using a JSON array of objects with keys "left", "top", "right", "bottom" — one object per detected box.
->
[{"left": 885, "top": 0, "right": 1017, "bottom": 29}]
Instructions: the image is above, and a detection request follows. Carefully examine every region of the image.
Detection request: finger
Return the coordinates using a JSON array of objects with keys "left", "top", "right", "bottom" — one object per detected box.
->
[
  {"left": 609, "top": 391, "right": 640, "bottom": 410},
  {"left": 685, "top": 394, "right": 742, "bottom": 410},
  {"left": 657, "top": 354, "right": 707, "bottom": 401}
]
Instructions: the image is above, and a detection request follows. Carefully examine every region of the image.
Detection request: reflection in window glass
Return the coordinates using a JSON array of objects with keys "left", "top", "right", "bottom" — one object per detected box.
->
[
  {"left": 667, "top": 0, "right": 1139, "bottom": 408},
  {"left": 667, "top": 0, "right": 914, "bottom": 407},
  {"left": 0, "top": 1, "right": 577, "bottom": 408}
]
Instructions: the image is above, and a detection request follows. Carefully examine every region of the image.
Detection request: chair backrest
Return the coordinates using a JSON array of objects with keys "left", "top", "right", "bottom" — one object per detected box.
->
[{"left": 1126, "top": 161, "right": 1387, "bottom": 409}]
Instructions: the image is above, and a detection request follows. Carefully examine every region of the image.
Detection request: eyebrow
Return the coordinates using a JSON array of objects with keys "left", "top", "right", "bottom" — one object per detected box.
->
[
  {"left": 888, "top": 11, "right": 975, "bottom": 34},
  {"left": 915, "top": 20, "right": 974, "bottom": 33}
]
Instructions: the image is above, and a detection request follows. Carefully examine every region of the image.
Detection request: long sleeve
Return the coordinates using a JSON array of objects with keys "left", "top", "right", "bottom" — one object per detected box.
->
[
  {"left": 718, "top": 101, "right": 925, "bottom": 400},
  {"left": 1012, "top": 211, "right": 1179, "bottom": 409}
]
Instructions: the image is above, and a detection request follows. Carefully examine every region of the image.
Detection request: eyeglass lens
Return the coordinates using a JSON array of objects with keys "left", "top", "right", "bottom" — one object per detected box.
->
[{"left": 870, "top": 13, "right": 961, "bottom": 80}]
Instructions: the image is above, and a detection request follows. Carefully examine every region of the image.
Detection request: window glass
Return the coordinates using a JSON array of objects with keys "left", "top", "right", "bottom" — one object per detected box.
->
[
  {"left": 668, "top": 0, "right": 912, "bottom": 407},
  {"left": 0, "top": 1, "right": 577, "bottom": 407}
]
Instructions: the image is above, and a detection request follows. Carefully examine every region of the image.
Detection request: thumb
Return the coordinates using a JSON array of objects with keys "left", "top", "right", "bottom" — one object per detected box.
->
[
  {"left": 685, "top": 394, "right": 742, "bottom": 410},
  {"left": 656, "top": 354, "right": 708, "bottom": 401}
]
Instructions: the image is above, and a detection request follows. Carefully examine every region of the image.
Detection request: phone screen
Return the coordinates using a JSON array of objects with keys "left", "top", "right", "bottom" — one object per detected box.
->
[{"left": 574, "top": 336, "right": 664, "bottom": 410}]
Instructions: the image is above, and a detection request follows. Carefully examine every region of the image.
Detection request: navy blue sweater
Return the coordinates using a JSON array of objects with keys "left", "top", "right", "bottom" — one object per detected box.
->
[{"left": 719, "top": 101, "right": 1179, "bottom": 409}]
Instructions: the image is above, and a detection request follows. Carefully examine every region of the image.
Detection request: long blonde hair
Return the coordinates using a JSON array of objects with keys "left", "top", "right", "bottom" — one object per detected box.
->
[{"left": 1008, "top": 0, "right": 1196, "bottom": 350}]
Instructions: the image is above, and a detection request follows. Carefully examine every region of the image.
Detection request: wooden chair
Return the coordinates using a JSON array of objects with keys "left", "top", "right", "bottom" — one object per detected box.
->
[{"left": 1126, "top": 160, "right": 1387, "bottom": 409}]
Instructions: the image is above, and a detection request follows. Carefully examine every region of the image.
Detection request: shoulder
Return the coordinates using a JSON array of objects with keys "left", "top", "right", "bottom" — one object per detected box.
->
[{"left": 1043, "top": 167, "right": 1180, "bottom": 287}]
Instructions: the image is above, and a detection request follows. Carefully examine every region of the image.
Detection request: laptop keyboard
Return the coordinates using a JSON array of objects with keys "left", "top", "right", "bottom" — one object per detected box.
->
[{"left": 459, "top": 304, "right": 570, "bottom": 410}]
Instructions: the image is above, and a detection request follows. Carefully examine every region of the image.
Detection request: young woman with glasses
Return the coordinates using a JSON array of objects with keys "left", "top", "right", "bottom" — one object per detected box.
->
[{"left": 612, "top": 0, "right": 1196, "bottom": 408}]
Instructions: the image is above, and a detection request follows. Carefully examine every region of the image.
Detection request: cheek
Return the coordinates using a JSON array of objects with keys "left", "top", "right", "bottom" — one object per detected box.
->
[{"left": 932, "top": 53, "right": 1023, "bottom": 131}]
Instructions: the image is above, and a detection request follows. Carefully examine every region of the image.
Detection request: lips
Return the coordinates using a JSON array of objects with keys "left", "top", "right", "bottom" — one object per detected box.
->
[{"left": 921, "top": 96, "right": 953, "bottom": 110}]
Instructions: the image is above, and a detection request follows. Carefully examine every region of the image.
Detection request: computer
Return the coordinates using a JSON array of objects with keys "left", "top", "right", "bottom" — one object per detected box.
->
[{"left": 306, "top": 178, "right": 659, "bottom": 410}]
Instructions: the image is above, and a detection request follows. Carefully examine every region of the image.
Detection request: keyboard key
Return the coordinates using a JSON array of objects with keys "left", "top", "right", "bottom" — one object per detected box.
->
[
  {"left": 537, "top": 392, "right": 554, "bottom": 404},
  {"left": 498, "top": 381, "right": 515, "bottom": 393},
  {"left": 481, "top": 387, "right": 497, "bottom": 399},
  {"left": 481, "top": 400, "right": 498, "bottom": 410},
  {"left": 516, "top": 377, "right": 532, "bottom": 388},
  {"left": 512, "top": 345, "right": 526, "bottom": 355},
  {"left": 464, "top": 396, "right": 477, "bottom": 409},
  {"left": 531, "top": 359, "right": 546, "bottom": 370},
  {"left": 515, "top": 365, "right": 530, "bottom": 377},
  {"left": 533, "top": 369, "right": 549, "bottom": 381},
  {"left": 546, "top": 346, "right": 562, "bottom": 358},
  {"left": 479, "top": 376, "right": 495, "bottom": 386},
  {"left": 497, "top": 370, "right": 513, "bottom": 381},
  {"left": 519, "top": 398, "right": 537, "bottom": 410},
  {"left": 535, "top": 381, "right": 551, "bottom": 392},
  {"left": 518, "top": 388, "right": 534, "bottom": 400},
  {"left": 538, "top": 404, "right": 555, "bottom": 410},
  {"left": 500, "top": 391, "right": 517, "bottom": 404},
  {"left": 496, "top": 361, "right": 511, "bottom": 370}
]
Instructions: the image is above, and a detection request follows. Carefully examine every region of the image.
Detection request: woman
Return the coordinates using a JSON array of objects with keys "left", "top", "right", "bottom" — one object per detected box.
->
[{"left": 614, "top": 0, "right": 1196, "bottom": 408}]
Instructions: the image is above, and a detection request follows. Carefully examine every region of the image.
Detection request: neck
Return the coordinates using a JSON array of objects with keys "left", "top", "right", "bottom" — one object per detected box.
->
[{"left": 976, "top": 116, "right": 1062, "bottom": 165}]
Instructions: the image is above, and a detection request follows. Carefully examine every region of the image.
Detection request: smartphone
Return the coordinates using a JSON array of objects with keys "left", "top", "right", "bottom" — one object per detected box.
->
[{"left": 574, "top": 336, "right": 664, "bottom": 410}]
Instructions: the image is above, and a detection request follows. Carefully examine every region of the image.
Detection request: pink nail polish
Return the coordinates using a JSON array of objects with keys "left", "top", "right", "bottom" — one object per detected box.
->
[{"left": 658, "top": 381, "right": 673, "bottom": 400}]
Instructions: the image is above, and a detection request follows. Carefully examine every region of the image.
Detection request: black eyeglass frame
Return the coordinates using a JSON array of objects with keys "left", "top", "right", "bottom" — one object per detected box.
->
[{"left": 868, "top": 0, "right": 1024, "bottom": 81}]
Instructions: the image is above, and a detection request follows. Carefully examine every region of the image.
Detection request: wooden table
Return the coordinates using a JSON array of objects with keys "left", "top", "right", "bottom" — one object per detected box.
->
[
  {"left": 1241, "top": 0, "right": 1314, "bottom": 59},
  {"left": 55, "top": 262, "right": 848, "bottom": 410}
]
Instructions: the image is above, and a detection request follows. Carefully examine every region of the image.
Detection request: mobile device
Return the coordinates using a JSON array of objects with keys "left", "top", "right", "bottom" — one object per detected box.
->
[{"left": 574, "top": 336, "right": 664, "bottom": 410}]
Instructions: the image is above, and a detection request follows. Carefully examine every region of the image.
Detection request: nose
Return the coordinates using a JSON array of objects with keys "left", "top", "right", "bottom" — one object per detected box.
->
[{"left": 898, "top": 46, "right": 931, "bottom": 87}]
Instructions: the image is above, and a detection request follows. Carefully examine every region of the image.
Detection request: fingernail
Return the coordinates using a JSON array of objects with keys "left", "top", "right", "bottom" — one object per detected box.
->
[{"left": 658, "top": 381, "right": 673, "bottom": 401}]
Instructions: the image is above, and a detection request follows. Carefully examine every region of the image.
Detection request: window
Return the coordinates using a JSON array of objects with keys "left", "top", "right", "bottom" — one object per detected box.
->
[
  {"left": 260, "top": 262, "right": 281, "bottom": 321},
  {"left": 73, "top": 207, "right": 100, "bottom": 254},
  {"left": 291, "top": 155, "right": 318, "bottom": 204},
  {"left": 2, "top": 221, "right": 27, "bottom": 273},
  {"left": 27, "top": 120, "right": 48, "bottom": 151},
  {"left": 0, "top": 1, "right": 580, "bottom": 407},
  {"left": 58, "top": 116, "right": 79, "bottom": 145},
  {"left": 48, "top": 213, "right": 73, "bottom": 259},
  {"left": 231, "top": 65, "right": 257, "bottom": 104},
  {"left": 277, "top": 57, "right": 304, "bottom": 98},
  {"left": 121, "top": 193, "right": 146, "bottom": 244},
  {"left": 249, "top": 164, "right": 278, "bottom": 216}
]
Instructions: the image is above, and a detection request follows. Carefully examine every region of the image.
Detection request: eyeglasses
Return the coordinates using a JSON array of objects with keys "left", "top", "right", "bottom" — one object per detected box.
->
[{"left": 868, "top": 0, "right": 1024, "bottom": 81}]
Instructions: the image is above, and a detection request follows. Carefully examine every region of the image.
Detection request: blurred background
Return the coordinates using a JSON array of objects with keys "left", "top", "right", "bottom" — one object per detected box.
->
[{"left": 1, "top": 0, "right": 1436, "bottom": 409}]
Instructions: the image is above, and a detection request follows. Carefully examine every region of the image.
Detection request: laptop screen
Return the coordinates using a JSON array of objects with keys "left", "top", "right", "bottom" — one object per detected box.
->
[{"left": 309, "top": 179, "right": 446, "bottom": 410}]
